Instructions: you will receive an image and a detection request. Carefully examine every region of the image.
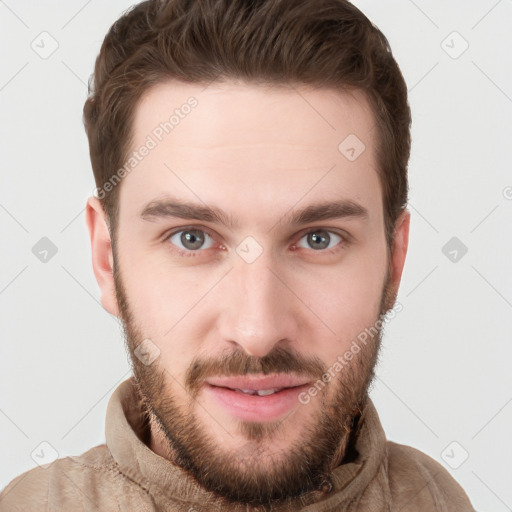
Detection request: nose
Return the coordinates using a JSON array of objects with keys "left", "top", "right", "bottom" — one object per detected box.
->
[{"left": 216, "top": 249, "right": 302, "bottom": 358}]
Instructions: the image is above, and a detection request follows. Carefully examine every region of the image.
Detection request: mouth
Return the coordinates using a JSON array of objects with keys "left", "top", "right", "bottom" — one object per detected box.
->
[{"left": 203, "top": 374, "right": 312, "bottom": 422}]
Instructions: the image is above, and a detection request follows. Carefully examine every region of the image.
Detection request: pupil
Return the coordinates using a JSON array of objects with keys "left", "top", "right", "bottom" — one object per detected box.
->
[
  {"left": 309, "top": 231, "right": 329, "bottom": 250},
  {"left": 182, "top": 230, "right": 204, "bottom": 250}
]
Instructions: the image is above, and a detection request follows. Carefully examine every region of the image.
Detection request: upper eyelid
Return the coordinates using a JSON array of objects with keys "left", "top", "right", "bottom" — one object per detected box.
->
[
  {"left": 165, "top": 225, "right": 217, "bottom": 242},
  {"left": 295, "top": 226, "right": 347, "bottom": 239}
]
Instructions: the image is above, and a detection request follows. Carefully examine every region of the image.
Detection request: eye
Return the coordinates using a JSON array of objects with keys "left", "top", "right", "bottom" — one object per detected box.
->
[
  {"left": 295, "top": 229, "right": 344, "bottom": 252},
  {"left": 164, "top": 226, "right": 347, "bottom": 258},
  {"left": 167, "top": 228, "right": 215, "bottom": 254}
]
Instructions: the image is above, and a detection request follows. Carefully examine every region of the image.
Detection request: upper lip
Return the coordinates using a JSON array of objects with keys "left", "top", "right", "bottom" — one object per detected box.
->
[{"left": 205, "top": 374, "right": 311, "bottom": 391}]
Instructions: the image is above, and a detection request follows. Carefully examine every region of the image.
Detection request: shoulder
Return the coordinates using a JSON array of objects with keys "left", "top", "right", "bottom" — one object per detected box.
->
[
  {"left": 385, "top": 441, "right": 474, "bottom": 511},
  {"left": 0, "top": 444, "right": 125, "bottom": 511}
]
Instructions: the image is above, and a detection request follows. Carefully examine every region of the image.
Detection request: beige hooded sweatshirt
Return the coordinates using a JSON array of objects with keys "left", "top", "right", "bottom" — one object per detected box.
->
[{"left": 0, "top": 378, "right": 474, "bottom": 511}]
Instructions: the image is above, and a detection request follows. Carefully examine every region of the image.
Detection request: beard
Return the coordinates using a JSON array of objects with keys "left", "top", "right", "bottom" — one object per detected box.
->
[{"left": 112, "top": 247, "right": 396, "bottom": 507}]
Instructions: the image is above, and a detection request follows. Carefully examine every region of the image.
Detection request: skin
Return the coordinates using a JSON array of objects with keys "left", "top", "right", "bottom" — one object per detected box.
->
[{"left": 86, "top": 80, "right": 410, "bottom": 505}]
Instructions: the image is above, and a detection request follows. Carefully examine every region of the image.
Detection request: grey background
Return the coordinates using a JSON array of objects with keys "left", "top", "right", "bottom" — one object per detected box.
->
[{"left": 1, "top": 1, "right": 511, "bottom": 510}]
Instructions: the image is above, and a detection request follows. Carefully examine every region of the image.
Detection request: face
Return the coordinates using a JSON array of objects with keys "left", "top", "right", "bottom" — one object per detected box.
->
[{"left": 87, "top": 79, "right": 409, "bottom": 506}]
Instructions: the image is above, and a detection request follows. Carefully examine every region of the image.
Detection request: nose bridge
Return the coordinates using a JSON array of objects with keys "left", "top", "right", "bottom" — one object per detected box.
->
[{"left": 218, "top": 246, "right": 298, "bottom": 357}]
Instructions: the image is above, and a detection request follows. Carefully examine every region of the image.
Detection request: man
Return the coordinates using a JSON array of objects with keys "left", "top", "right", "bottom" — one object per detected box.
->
[{"left": 0, "top": 0, "right": 474, "bottom": 510}]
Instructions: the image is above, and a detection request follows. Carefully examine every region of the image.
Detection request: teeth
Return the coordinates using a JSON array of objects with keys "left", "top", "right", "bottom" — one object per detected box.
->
[
  {"left": 234, "top": 388, "right": 283, "bottom": 396},
  {"left": 256, "top": 388, "right": 280, "bottom": 396}
]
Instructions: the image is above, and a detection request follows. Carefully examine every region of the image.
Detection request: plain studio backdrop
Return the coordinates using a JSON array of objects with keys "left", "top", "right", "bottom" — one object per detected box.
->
[{"left": 0, "top": 1, "right": 511, "bottom": 510}]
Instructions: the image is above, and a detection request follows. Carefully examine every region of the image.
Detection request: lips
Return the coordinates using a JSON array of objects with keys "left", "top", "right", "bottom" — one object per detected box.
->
[
  {"left": 205, "top": 374, "right": 311, "bottom": 392},
  {"left": 203, "top": 374, "right": 312, "bottom": 422}
]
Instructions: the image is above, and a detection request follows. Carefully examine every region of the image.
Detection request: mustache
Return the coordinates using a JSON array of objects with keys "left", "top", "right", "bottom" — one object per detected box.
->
[{"left": 185, "top": 345, "right": 327, "bottom": 397}]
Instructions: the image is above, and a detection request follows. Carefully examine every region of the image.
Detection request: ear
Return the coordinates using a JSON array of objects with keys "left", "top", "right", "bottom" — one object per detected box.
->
[
  {"left": 85, "top": 196, "right": 120, "bottom": 317},
  {"left": 388, "top": 208, "right": 410, "bottom": 297}
]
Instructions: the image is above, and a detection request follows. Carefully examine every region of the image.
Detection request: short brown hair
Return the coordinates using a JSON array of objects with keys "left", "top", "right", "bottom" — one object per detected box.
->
[{"left": 83, "top": 0, "right": 411, "bottom": 249}]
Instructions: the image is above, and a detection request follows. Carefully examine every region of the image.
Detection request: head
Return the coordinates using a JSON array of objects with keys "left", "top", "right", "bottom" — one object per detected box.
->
[{"left": 85, "top": 0, "right": 411, "bottom": 506}]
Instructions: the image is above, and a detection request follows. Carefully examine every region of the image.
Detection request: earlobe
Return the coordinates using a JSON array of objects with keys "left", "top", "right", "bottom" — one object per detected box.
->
[{"left": 85, "top": 196, "right": 120, "bottom": 317}]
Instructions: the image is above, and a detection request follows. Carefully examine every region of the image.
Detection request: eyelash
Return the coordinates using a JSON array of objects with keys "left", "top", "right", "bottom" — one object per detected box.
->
[{"left": 162, "top": 226, "right": 350, "bottom": 258}]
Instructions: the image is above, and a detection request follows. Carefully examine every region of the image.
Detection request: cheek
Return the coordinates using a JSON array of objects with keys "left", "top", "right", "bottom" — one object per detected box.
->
[
  {"left": 120, "top": 241, "right": 201, "bottom": 320},
  {"left": 119, "top": 249, "right": 214, "bottom": 368},
  {"left": 302, "top": 250, "right": 387, "bottom": 363}
]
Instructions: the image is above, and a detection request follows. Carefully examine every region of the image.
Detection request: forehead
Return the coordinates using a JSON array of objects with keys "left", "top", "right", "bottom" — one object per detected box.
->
[{"left": 119, "top": 79, "right": 382, "bottom": 227}]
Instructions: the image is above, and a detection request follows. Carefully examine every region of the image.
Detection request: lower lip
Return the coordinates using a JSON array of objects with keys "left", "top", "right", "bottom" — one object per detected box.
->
[{"left": 203, "top": 383, "right": 309, "bottom": 422}]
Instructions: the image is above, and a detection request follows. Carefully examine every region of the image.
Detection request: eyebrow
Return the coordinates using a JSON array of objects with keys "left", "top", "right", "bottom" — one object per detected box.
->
[{"left": 139, "top": 196, "right": 369, "bottom": 229}]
